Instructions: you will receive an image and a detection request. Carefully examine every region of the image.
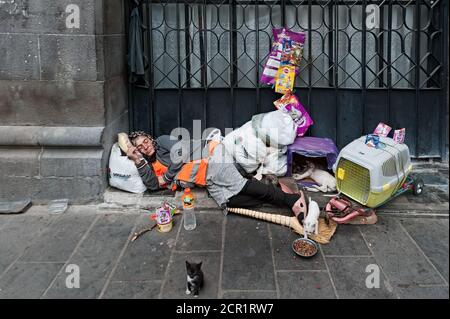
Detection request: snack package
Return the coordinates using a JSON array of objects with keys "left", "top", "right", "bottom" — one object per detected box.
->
[
  {"left": 261, "top": 28, "right": 306, "bottom": 85},
  {"left": 393, "top": 128, "right": 406, "bottom": 143},
  {"left": 274, "top": 92, "right": 313, "bottom": 136},
  {"left": 373, "top": 122, "right": 392, "bottom": 137},
  {"left": 274, "top": 65, "right": 296, "bottom": 94}
]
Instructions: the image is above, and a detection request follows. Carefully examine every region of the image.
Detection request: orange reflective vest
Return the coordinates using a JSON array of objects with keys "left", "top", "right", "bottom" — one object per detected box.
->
[
  {"left": 151, "top": 141, "right": 219, "bottom": 188},
  {"left": 151, "top": 160, "right": 168, "bottom": 177}
]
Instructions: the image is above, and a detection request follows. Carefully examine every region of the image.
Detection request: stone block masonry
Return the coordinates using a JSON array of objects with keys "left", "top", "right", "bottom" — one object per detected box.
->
[{"left": 0, "top": 0, "right": 128, "bottom": 203}]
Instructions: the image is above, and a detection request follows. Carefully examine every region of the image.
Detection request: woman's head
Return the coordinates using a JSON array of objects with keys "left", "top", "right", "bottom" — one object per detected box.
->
[{"left": 129, "top": 131, "right": 157, "bottom": 159}]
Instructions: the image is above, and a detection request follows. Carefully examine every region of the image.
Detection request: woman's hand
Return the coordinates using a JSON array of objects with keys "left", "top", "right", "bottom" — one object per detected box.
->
[
  {"left": 157, "top": 175, "right": 167, "bottom": 187},
  {"left": 127, "top": 146, "right": 143, "bottom": 165}
]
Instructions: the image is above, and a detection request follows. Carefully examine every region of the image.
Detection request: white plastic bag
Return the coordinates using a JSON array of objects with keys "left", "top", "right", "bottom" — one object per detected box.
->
[
  {"left": 223, "top": 122, "right": 267, "bottom": 173},
  {"left": 256, "top": 110, "right": 297, "bottom": 147},
  {"left": 257, "top": 146, "right": 288, "bottom": 176},
  {"left": 108, "top": 143, "right": 147, "bottom": 193}
]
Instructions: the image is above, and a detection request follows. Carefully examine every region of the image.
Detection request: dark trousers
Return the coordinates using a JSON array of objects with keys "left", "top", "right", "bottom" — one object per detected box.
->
[{"left": 227, "top": 178, "right": 299, "bottom": 209}]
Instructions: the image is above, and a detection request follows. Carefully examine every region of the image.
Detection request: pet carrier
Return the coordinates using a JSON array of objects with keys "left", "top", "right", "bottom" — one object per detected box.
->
[{"left": 333, "top": 136, "right": 423, "bottom": 208}]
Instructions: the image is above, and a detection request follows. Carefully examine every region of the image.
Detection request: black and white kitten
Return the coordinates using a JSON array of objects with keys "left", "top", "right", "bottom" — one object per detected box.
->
[{"left": 186, "top": 261, "right": 204, "bottom": 297}]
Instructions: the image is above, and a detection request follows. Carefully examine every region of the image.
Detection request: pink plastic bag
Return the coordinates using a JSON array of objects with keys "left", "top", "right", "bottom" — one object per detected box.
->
[
  {"left": 261, "top": 28, "right": 306, "bottom": 85},
  {"left": 274, "top": 93, "right": 313, "bottom": 137}
]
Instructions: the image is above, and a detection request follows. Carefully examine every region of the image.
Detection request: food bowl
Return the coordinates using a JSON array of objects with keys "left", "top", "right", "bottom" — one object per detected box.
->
[{"left": 292, "top": 237, "right": 318, "bottom": 258}]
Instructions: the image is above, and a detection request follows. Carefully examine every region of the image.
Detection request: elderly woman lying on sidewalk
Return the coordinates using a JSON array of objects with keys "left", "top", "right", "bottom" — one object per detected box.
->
[{"left": 125, "top": 131, "right": 306, "bottom": 220}]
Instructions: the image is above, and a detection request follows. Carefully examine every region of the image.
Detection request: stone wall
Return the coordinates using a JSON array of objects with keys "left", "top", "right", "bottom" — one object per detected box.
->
[{"left": 0, "top": 0, "right": 128, "bottom": 203}]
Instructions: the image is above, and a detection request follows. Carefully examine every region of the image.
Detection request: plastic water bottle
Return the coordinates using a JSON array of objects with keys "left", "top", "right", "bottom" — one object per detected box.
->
[{"left": 182, "top": 188, "right": 196, "bottom": 231}]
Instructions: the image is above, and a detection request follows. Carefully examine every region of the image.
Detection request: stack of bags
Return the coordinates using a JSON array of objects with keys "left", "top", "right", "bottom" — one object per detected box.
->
[{"left": 223, "top": 27, "right": 314, "bottom": 178}]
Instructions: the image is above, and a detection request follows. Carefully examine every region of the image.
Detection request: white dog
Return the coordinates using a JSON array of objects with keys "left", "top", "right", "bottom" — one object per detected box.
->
[{"left": 293, "top": 161, "right": 336, "bottom": 193}]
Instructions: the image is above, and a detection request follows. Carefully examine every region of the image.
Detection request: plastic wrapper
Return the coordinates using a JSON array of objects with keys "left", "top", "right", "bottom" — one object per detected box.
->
[
  {"left": 393, "top": 128, "right": 406, "bottom": 143},
  {"left": 274, "top": 92, "right": 313, "bottom": 137},
  {"left": 261, "top": 28, "right": 306, "bottom": 85},
  {"left": 373, "top": 122, "right": 392, "bottom": 137},
  {"left": 274, "top": 65, "right": 296, "bottom": 94},
  {"left": 365, "top": 134, "right": 381, "bottom": 148}
]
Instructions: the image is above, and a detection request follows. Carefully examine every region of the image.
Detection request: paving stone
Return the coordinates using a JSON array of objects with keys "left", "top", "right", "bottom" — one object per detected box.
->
[
  {"left": 276, "top": 271, "right": 336, "bottom": 299},
  {"left": 102, "top": 281, "right": 161, "bottom": 299},
  {"left": 395, "top": 285, "right": 449, "bottom": 299},
  {"left": 176, "top": 213, "right": 223, "bottom": 252},
  {"left": 222, "top": 290, "right": 277, "bottom": 299},
  {"left": 416, "top": 172, "right": 448, "bottom": 187},
  {"left": 19, "top": 213, "right": 96, "bottom": 262},
  {"left": 438, "top": 169, "right": 449, "bottom": 179},
  {"left": 222, "top": 215, "right": 276, "bottom": 291},
  {"left": 403, "top": 187, "right": 441, "bottom": 204},
  {"left": 161, "top": 251, "right": 220, "bottom": 299},
  {"left": 42, "top": 214, "right": 136, "bottom": 298},
  {"left": 359, "top": 217, "right": 445, "bottom": 287},
  {"left": 111, "top": 215, "right": 181, "bottom": 282},
  {"left": 0, "top": 215, "right": 55, "bottom": 275},
  {"left": 0, "top": 217, "right": 10, "bottom": 229},
  {"left": 432, "top": 188, "right": 449, "bottom": 204},
  {"left": 326, "top": 257, "right": 396, "bottom": 299},
  {"left": 0, "top": 262, "right": 63, "bottom": 299},
  {"left": 399, "top": 218, "right": 449, "bottom": 282},
  {"left": 269, "top": 224, "right": 326, "bottom": 271},
  {"left": 321, "top": 225, "right": 372, "bottom": 257}
]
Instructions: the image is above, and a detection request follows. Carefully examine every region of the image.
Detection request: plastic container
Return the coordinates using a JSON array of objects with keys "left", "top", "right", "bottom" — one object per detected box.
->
[
  {"left": 182, "top": 188, "right": 196, "bottom": 231},
  {"left": 156, "top": 204, "right": 173, "bottom": 233},
  {"left": 48, "top": 199, "right": 69, "bottom": 214}
]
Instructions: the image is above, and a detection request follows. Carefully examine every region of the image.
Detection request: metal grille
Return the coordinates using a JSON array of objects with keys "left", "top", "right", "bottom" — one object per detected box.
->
[
  {"left": 336, "top": 157, "right": 370, "bottom": 204},
  {"left": 125, "top": 0, "right": 448, "bottom": 158}
]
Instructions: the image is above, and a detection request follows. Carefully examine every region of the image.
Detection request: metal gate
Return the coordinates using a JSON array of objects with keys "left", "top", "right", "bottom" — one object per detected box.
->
[{"left": 125, "top": 0, "right": 448, "bottom": 158}]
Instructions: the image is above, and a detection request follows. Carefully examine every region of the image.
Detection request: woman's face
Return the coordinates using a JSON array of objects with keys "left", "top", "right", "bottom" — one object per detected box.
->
[{"left": 134, "top": 136, "right": 155, "bottom": 157}]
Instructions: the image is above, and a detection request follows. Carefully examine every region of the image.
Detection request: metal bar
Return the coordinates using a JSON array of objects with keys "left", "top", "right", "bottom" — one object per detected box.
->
[
  {"left": 328, "top": 3, "right": 334, "bottom": 87},
  {"left": 378, "top": 4, "right": 385, "bottom": 88},
  {"left": 414, "top": 0, "right": 421, "bottom": 157},
  {"left": 427, "top": 3, "right": 439, "bottom": 88},
  {"left": 334, "top": 0, "right": 339, "bottom": 144},
  {"left": 361, "top": 0, "right": 367, "bottom": 134},
  {"left": 202, "top": 0, "right": 208, "bottom": 128},
  {"left": 124, "top": 0, "right": 134, "bottom": 131},
  {"left": 307, "top": 0, "right": 312, "bottom": 127},
  {"left": 230, "top": 0, "right": 237, "bottom": 127},
  {"left": 176, "top": 1, "right": 182, "bottom": 128},
  {"left": 185, "top": 3, "right": 192, "bottom": 88},
  {"left": 146, "top": 0, "right": 392, "bottom": 4},
  {"left": 440, "top": 0, "right": 448, "bottom": 160},
  {"left": 146, "top": 0, "right": 155, "bottom": 135},
  {"left": 386, "top": 0, "right": 392, "bottom": 123},
  {"left": 255, "top": 0, "right": 260, "bottom": 113},
  {"left": 281, "top": 0, "right": 286, "bottom": 27},
  {"left": 198, "top": 5, "right": 206, "bottom": 86}
]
